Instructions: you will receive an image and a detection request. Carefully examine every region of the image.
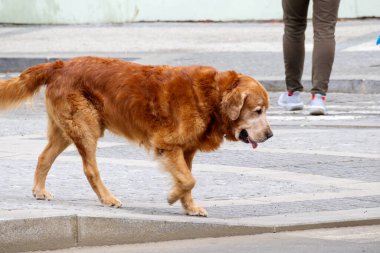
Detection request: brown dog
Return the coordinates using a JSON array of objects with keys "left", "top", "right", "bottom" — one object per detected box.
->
[{"left": 0, "top": 57, "right": 272, "bottom": 216}]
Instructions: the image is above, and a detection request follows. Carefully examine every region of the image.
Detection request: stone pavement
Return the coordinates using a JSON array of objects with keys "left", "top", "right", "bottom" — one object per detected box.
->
[
  {"left": 0, "top": 89, "right": 379, "bottom": 252},
  {"left": 0, "top": 19, "right": 380, "bottom": 252}
]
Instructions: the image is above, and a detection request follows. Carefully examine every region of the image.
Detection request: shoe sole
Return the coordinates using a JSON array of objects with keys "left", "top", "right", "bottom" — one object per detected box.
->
[
  {"left": 278, "top": 101, "right": 304, "bottom": 111},
  {"left": 309, "top": 107, "right": 326, "bottom": 115}
]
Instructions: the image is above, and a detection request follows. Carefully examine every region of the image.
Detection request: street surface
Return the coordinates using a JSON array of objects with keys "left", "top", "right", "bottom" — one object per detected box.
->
[
  {"left": 26, "top": 226, "right": 380, "bottom": 253},
  {"left": 0, "top": 19, "right": 380, "bottom": 252}
]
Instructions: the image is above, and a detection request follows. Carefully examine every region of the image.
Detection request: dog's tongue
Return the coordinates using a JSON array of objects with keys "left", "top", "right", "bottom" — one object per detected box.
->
[{"left": 248, "top": 138, "right": 258, "bottom": 149}]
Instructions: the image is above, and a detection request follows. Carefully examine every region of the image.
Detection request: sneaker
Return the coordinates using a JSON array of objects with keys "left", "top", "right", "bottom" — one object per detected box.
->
[
  {"left": 278, "top": 91, "right": 304, "bottom": 111},
  {"left": 309, "top": 94, "right": 326, "bottom": 115}
]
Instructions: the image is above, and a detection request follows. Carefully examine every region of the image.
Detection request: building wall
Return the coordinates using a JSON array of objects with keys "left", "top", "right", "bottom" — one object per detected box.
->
[{"left": 0, "top": 0, "right": 379, "bottom": 24}]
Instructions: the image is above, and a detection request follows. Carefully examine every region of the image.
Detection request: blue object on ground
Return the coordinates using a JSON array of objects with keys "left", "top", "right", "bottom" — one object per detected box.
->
[{"left": 377, "top": 36, "right": 380, "bottom": 45}]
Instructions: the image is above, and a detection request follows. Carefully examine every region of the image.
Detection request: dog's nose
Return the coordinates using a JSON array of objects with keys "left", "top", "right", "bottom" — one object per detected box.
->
[{"left": 266, "top": 130, "right": 273, "bottom": 139}]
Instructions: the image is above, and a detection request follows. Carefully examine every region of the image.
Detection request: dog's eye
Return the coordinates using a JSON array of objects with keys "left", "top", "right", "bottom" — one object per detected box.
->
[{"left": 255, "top": 108, "right": 262, "bottom": 114}]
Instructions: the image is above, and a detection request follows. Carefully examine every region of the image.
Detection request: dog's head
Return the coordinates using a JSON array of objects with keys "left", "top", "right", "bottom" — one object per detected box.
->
[{"left": 220, "top": 74, "right": 273, "bottom": 149}]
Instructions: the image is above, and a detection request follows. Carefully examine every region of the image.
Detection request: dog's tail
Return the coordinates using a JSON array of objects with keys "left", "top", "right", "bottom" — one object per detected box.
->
[{"left": 0, "top": 61, "right": 64, "bottom": 110}]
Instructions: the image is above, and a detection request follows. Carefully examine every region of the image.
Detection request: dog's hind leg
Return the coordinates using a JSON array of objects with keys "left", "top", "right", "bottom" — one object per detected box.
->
[
  {"left": 32, "top": 118, "right": 71, "bottom": 200},
  {"left": 159, "top": 147, "right": 207, "bottom": 216},
  {"left": 75, "top": 136, "right": 122, "bottom": 207},
  {"left": 55, "top": 93, "right": 122, "bottom": 208}
]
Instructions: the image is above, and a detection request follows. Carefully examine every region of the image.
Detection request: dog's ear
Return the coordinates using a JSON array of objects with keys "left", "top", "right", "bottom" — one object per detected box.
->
[{"left": 221, "top": 88, "right": 247, "bottom": 121}]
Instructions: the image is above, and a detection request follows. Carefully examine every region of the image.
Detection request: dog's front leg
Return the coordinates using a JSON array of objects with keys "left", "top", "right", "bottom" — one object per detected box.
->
[
  {"left": 180, "top": 149, "right": 208, "bottom": 217},
  {"left": 159, "top": 147, "right": 208, "bottom": 217},
  {"left": 180, "top": 191, "right": 208, "bottom": 217}
]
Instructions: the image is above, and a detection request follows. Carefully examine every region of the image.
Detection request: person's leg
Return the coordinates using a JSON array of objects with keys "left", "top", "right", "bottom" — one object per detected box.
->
[
  {"left": 283, "top": 0, "right": 310, "bottom": 93},
  {"left": 311, "top": 0, "right": 340, "bottom": 96}
]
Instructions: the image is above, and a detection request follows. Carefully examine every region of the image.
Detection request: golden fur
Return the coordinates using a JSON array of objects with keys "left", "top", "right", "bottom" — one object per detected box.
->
[{"left": 0, "top": 56, "right": 272, "bottom": 216}]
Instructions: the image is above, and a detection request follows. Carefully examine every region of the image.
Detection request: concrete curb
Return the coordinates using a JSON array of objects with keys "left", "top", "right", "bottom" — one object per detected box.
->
[
  {"left": 0, "top": 57, "right": 138, "bottom": 72},
  {"left": 1, "top": 57, "right": 379, "bottom": 94},
  {"left": 1, "top": 215, "right": 380, "bottom": 253}
]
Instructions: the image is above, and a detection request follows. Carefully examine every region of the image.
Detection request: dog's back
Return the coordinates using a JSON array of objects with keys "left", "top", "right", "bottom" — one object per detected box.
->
[{"left": 39, "top": 57, "right": 223, "bottom": 150}]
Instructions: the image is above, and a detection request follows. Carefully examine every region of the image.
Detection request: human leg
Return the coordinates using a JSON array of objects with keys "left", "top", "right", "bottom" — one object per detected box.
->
[
  {"left": 283, "top": 0, "right": 310, "bottom": 93},
  {"left": 311, "top": 0, "right": 340, "bottom": 95}
]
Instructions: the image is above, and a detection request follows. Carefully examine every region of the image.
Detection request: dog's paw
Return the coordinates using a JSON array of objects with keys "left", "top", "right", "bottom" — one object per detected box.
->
[
  {"left": 32, "top": 189, "right": 54, "bottom": 201},
  {"left": 101, "top": 196, "right": 122, "bottom": 208},
  {"left": 186, "top": 206, "right": 208, "bottom": 217}
]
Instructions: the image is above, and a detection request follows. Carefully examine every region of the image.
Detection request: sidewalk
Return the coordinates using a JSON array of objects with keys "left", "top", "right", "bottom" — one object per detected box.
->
[
  {"left": 0, "top": 20, "right": 380, "bottom": 252},
  {"left": 0, "top": 19, "right": 380, "bottom": 93}
]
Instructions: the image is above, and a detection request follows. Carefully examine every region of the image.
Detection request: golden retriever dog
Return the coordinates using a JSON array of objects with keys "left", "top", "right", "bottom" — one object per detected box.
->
[{"left": 0, "top": 57, "right": 272, "bottom": 216}]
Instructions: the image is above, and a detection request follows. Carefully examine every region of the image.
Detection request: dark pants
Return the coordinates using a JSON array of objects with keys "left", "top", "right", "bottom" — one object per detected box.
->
[{"left": 283, "top": 0, "right": 340, "bottom": 96}]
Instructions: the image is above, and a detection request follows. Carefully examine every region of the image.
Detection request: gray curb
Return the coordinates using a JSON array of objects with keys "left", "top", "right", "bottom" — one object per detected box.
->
[
  {"left": 1, "top": 216, "right": 380, "bottom": 253},
  {"left": 0, "top": 57, "right": 138, "bottom": 72},
  {"left": 1, "top": 57, "right": 379, "bottom": 94}
]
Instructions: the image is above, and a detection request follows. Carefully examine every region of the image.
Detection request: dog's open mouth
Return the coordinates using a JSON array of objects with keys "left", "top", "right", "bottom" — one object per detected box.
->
[{"left": 238, "top": 129, "right": 258, "bottom": 149}]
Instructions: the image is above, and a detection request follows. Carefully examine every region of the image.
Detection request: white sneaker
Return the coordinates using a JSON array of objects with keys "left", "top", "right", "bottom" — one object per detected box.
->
[
  {"left": 278, "top": 91, "right": 304, "bottom": 111},
  {"left": 309, "top": 94, "right": 326, "bottom": 115}
]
